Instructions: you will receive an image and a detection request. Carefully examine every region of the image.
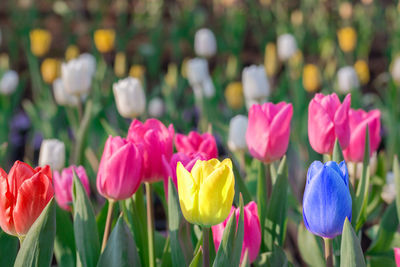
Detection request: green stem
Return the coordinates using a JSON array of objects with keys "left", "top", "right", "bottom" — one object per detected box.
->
[
  {"left": 146, "top": 182, "right": 155, "bottom": 267},
  {"left": 257, "top": 161, "right": 267, "bottom": 250},
  {"left": 101, "top": 200, "right": 115, "bottom": 252},
  {"left": 324, "top": 238, "right": 333, "bottom": 267},
  {"left": 18, "top": 235, "right": 25, "bottom": 247},
  {"left": 351, "top": 161, "right": 357, "bottom": 187},
  {"left": 203, "top": 227, "right": 210, "bottom": 267}
]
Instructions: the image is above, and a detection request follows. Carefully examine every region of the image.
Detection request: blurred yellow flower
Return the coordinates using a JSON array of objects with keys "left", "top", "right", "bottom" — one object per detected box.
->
[
  {"left": 65, "top": 45, "right": 80, "bottom": 61},
  {"left": 30, "top": 29, "right": 52, "bottom": 57},
  {"left": 302, "top": 64, "right": 321, "bottom": 92},
  {"left": 354, "top": 60, "right": 370, "bottom": 85},
  {"left": 41, "top": 58, "right": 60, "bottom": 84},
  {"left": 337, "top": 27, "right": 357, "bottom": 53},
  {"left": 114, "top": 52, "right": 126, "bottom": 78},
  {"left": 94, "top": 29, "right": 115, "bottom": 53},
  {"left": 264, "top": 43, "right": 278, "bottom": 77},
  {"left": 0, "top": 53, "right": 9, "bottom": 69},
  {"left": 225, "top": 82, "right": 244, "bottom": 110},
  {"left": 291, "top": 10, "right": 303, "bottom": 26},
  {"left": 324, "top": 59, "right": 337, "bottom": 80},
  {"left": 177, "top": 158, "right": 235, "bottom": 226},
  {"left": 226, "top": 55, "right": 238, "bottom": 80},
  {"left": 165, "top": 63, "right": 178, "bottom": 88},
  {"left": 129, "top": 64, "right": 146, "bottom": 84},
  {"left": 288, "top": 50, "right": 303, "bottom": 79},
  {"left": 181, "top": 58, "right": 190, "bottom": 78}
]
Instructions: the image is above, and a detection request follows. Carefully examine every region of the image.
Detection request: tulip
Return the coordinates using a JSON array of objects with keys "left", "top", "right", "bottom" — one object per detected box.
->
[
  {"left": 303, "top": 161, "right": 352, "bottom": 238},
  {"left": 291, "top": 10, "right": 303, "bottom": 26},
  {"left": 177, "top": 158, "right": 235, "bottom": 226},
  {"left": 381, "top": 172, "right": 395, "bottom": 204},
  {"left": 96, "top": 136, "right": 142, "bottom": 200},
  {"left": 79, "top": 53, "right": 97, "bottom": 78},
  {"left": 54, "top": 165, "right": 90, "bottom": 211},
  {"left": 0, "top": 70, "right": 19, "bottom": 95},
  {"left": 165, "top": 63, "right": 178, "bottom": 88},
  {"left": 242, "top": 65, "right": 270, "bottom": 109},
  {"left": 337, "top": 27, "right": 357, "bottom": 53},
  {"left": 61, "top": 57, "right": 93, "bottom": 96},
  {"left": 65, "top": 44, "right": 80, "bottom": 61},
  {"left": 354, "top": 60, "right": 369, "bottom": 85},
  {"left": 339, "top": 2, "right": 353, "bottom": 20},
  {"left": 288, "top": 50, "right": 304, "bottom": 79},
  {"left": 277, "top": 33, "right": 298, "bottom": 61},
  {"left": 194, "top": 28, "right": 217, "bottom": 58},
  {"left": 337, "top": 66, "right": 360, "bottom": 93},
  {"left": 394, "top": 248, "right": 400, "bottom": 267},
  {"left": 29, "top": 29, "right": 52, "bottom": 57},
  {"left": 94, "top": 29, "right": 115, "bottom": 53},
  {"left": 0, "top": 161, "right": 53, "bottom": 236},
  {"left": 114, "top": 52, "right": 126, "bottom": 77},
  {"left": 246, "top": 102, "right": 293, "bottom": 163},
  {"left": 39, "top": 139, "right": 65, "bottom": 171},
  {"left": 308, "top": 93, "right": 351, "bottom": 155},
  {"left": 148, "top": 97, "right": 165, "bottom": 118},
  {"left": 224, "top": 82, "right": 244, "bottom": 110},
  {"left": 186, "top": 58, "right": 215, "bottom": 99},
  {"left": 343, "top": 109, "right": 381, "bottom": 162},
  {"left": 302, "top": 64, "right": 321, "bottom": 92},
  {"left": 41, "top": 58, "right": 60, "bottom": 84},
  {"left": 264, "top": 43, "right": 278, "bottom": 77},
  {"left": 0, "top": 53, "right": 9, "bottom": 70},
  {"left": 228, "top": 115, "right": 248, "bottom": 152},
  {"left": 53, "top": 78, "right": 79, "bottom": 107},
  {"left": 113, "top": 77, "right": 146, "bottom": 119},
  {"left": 175, "top": 131, "right": 218, "bottom": 160},
  {"left": 181, "top": 57, "right": 190, "bottom": 78},
  {"left": 127, "top": 119, "right": 174, "bottom": 182},
  {"left": 347, "top": 153, "right": 377, "bottom": 180},
  {"left": 129, "top": 64, "right": 146, "bottom": 84},
  {"left": 212, "top": 201, "right": 261, "bottom": 263},
  {"left": 391, "top": 56, "right": 400, "bottom": 84}
]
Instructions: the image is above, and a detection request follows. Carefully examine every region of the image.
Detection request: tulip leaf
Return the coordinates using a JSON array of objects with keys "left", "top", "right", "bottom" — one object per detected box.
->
[
  {"left": 297, "top": 224, "right": 324, "bottom": 267},
  {"left": 72, "top": 173, "right": 100, "bottom": 267},
  {"left": 340, "top": 218, "right": 366, "bottom": 267},
  {"left": 97, "top": 217, "right": 141, "bottom": 267},
  {"left": 54, "top": 206, "right": 76, "bottom": 267},
  {"left": 189, "top": 246, "right": 203, "bottom": 267},
  {"left": 394, "top": 156, "right": 400, "bottom": 223},
  {"left": 240, "top": 250, "right": 250, "bottom": 267},
  {"left": 255, "top": 245, "right": 289, "bottom": 267},
  {"left": 332, "top": 138, "right": 344, "bottom": 163},
  {"left": 0, "top": 230, "right": 18, "bottom": 267},
  {"left": 14, "top": 199, "right": 56, "bottom": 267},
  {"left": 256, "top": 160, "right": 267, "bottom": 249},
  {"left": 232, "top": 158, "right": 253, "bottom": 205}
]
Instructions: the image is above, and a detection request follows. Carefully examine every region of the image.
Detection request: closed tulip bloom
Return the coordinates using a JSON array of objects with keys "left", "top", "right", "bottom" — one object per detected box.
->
[
  {"left": 97, "top": 136, "right": 142, "bottom": 200},
  {"left": 129, "top": 64, "right": 146, "bottom": 84},
  {"left": 224, "top": 82, "right": 244, "bottom": 110},
  {"left": 54, "top": 165, "right": 90, "bottom": 211},
  {"left": 148, "top": 97, "right": 165, "bottom": 118},
  {"left": 175, "top": 131, "right": 218, "bottom": 160},
  {"left": 228, "top": 115, "right": 248, "bottom": 152},
  {"left": 394, "top": 248, "right": 400, "bottom": 267},
  {"left": 39, "top": 139, "right": 65, "bottom": 171},
  {"left": 391, "top": 56, "right": 400, "bottom": 84},
  {"left": 127, "top": 119, "right": 174, "bottom": 182},
  {"left": 94, "top": 29, "right": 115, "bottom": 53},
  {"left": 177, "top": 158, "right": 235, "bottom": 226},
  {"left": 29, "top": 29, "right": 52, "bottom": 57},
  {"left": 41, "top": 58, "right": 60, "bottom": 84},
  {"left": 277, "top": 33, "right": 298, "bottom": 61},
  {"left": 194, "top": 28, "right": 217, "bottom": 58},
  {"left": 0, "top": 161, "right": 53, "bottom": 236},
  {"left": 53, "top": 78, "right": 79, "bottom": 107},
  {"left": 343, "top": 109, "right": 381, "bottom": 162},
  {"left": 0, "top": 70, "right": 19, "bottom": 95},
  {"left": 61, "top": 58, "right": 93, "bottom": 96},
  {"left": 264, "top": 43, "right": 278, "bottom": 77},
  {"left": 65, "top": 45, "right": 80, "bottom": 61},
  {"left": 354, "top": 60, "right": 369, "bottom": 85},
  {"left": 114, "top": 52, "right": 126, "bottom": 77},
  {"left": 337, "top": 66, "right": 360, "bottom": 93},
  {"left": 79, "top": 53, "right": 97, "bottom": 78},
  {"left": 302, "top": 64, "right": 321, "bottom": 92},
  {"left": 165, "top": 63, "right": 178, "bottom": 88},
  {"left": 381, "top": 172, "right": 395, "bottom": 204},
  {"left": 337, "top": 27, "right": 357, "bottom": 53},
  {"left": 113, "top": 77, "right": 146, "bottom": 119},
  {"left": 308, "top": 93, "right": 351, "bottom": 154},
  {"left": 303, "top": 161, "right": 352, "bottom": 238},
  {"left": 212, "top": 201, "right": 261, "bottom": 263},
  {"left": 246, "top": 102, "right": 293, "bottom": 163},
  {"left": 242, "top": 65, "right": 270, "bottom": 109}
]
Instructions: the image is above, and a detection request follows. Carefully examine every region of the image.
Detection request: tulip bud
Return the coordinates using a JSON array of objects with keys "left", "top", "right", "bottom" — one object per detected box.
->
[
  {"left": 242, "top": 65, "right": 270, "bottom": 109},
  {"left": 129, "top": 64, "right": 146, "bottom": 84},
  {"left": 395, "top": 248, "right": 400, "bottom": 266},
  {"left": 148, "top": 97, "right": 165, "bottom": 118},
  {"left": 97, "top": 136, "right": 142, "bottom": 200},
  {"left": 228, "top": 115, "right": 248, "bottom": 152},
  {"left": 337, "top": 27, "right": 357, "bottom": 53},
  {"left": 0, "top": 70, "right": 19, "bottom": 95},
  {"left": 0, "top": 161, "right": 53, "bottom": 236},
  {"left": 303, "top": 161, "right": 352, "bottom": 238},
  {"left": 224, "top": 82, "right": 244, "bottom": 110},
  {"left": 65, "top": 45, "right": 80, "bottom": 61},
  {"left": 337, "top": 66, "right": 360, "bottom": 93},
  {"left": 94, "top": 29, "right": 115, "bottom": 53},
  {"left": 291, "top": 10, "right": 303, "bottom": 26},
  {"left": 381, "top": 172, "right": 395, "bottom": 204},
  {"left": 212, "top": 201, "right": 261, "bottom": 263},
  {"left": 0, "top": 53, "right": 9, "bottom": 70},
  {"left": 61, "top": 57, "right": 93, "bottom": 96},
  {"left": 114, "top": 52, "right": 126, "bottom": 77},
  {"left": 177, "top": 158, "right": 235, "bottom": 226},
  {"left": 302, "top": 64, "right": 321, "bottom": 92},
  {"left": 39, "top": 139, "right": 65, "bottom": 171},
  {"left": 113, "top": 77, "right": 146, "bottom": 119},
  {"left": 54, "top": 165, "right": 90, "bottom": 211},
  {"left": 187, "top": 58, "right": 215, "bottom": 99},
  {"left": 277, "top": 33, "right": 298, "bottom": 61},
  {"left": 354, "top": 60, "right": 369, "bottom": 85},
  {"left": 175, "top": 131, "right": 218, "bottom": 160},
  {"left": 53, "top": 78, "right": 79, "bottom": 107},
  {"left": 29, "top": 29, "right": 52, "bottom": 57},
  {"left": 194, "top": 28, "right": 217, "bottom": 58},
  {"left": 79, "top": 53, "right": 97, "bottom": 77},
  {"left": 264, "top": 43, "right": 278, "bottom": 77},
  {"left": 165, "top": 63, "right": 178, "bottom": 88},
  {"left": 41, "top": 58, "right": 60, "bottom": 84},
  {"left": 391, "top": 56, "right": 400, "bottom": 84},
  {"left": 339, "top": 2, "right": 353, "bottom": 20}
]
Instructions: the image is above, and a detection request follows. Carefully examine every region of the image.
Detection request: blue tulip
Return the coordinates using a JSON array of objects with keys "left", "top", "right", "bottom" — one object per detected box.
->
[{"left": 302, "top": 161, "right": 352, "bottom": 239}]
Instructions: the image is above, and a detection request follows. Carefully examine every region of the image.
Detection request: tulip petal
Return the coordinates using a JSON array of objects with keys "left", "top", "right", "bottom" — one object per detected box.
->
[
  {"left": 246, "top": 104, "right": 269, "bottom": 160},
  {"left": 334, "top": 94, "right": 351, "bottom": 149},
  {"left": 177, "top": 162, "right": 199, "bottom": 224},
  {"left": 339, "top": 161, "right": 349, "bottom": 187},
  {"left": 306, "top": 161, "right": 323, "bottom": 184},
  {"left": 8, "top": 161, "right": 35, "bottom": 198},
  {"left": 0, "top": 168, "right": 16, "bottom": 235}
]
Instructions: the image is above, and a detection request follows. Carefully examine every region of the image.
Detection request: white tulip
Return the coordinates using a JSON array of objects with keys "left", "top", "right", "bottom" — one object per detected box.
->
[
  {"left": 148, "top": 97, "right": 165, "bottom": 118},
  {"left": 0, "top": 70, "right": 19, "bottom": 95},
  {"left": 53, "top": 78, "right": 79, "bottom": 107},
  {"left": 113, "top": 77, "right": 146, "bottom": 118},
  {"left": 194, "top": 28, "right": 217, "bottom": 58},
  {"left": 39, "top": 139, "right": 65, "bottom": 171},
  {"left": 202, "top": 77, "right": 215, "bottom": 98},
  {"left": 228, "top": 115, "right": 248, "bottom": 152},
  {"left": 277, "top": 34, "right": 298, "bottom": 61},
  {"left": 242, "top": 65, "right": 270, "bottom": 109},
  {"left": 381, "top": 172, "right": 396, "bottom": 204},
  {"left": 391, "top": 56, "right": 400, "bottom": 84},
  {"left": 187, "top": 58, "right": 210, "bottom": 85},
  {"left": 79, "top": 53, "right": 96, "bottom": 77},
  {"left": 61, "top": 57, "right": 93, "bottom": 96},
  {"left": 337, "top": 66, "right": 359, "bottom": 93}
]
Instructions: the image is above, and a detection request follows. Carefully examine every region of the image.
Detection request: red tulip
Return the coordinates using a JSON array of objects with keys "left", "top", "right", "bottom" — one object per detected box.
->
[
  {"left": 0, "top": 161, "right": 53, "bottom": 236},
  {"left": 175, "top": 131, "right": 218, "bottom": 160}
]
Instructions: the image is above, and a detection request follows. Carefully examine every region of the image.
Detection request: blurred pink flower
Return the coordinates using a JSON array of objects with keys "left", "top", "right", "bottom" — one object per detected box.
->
[{"left": 175, "top": 131, "right": 218, "bottom": 160}]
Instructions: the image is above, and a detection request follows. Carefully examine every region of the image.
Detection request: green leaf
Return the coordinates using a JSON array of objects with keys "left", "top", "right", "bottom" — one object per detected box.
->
[
  {"left": 340, "top": 218, "right": 366, "bottom": 267},
  {"left": 332, "top": 138, "right": 344, "bottom": 163},
  {"left": 256, "top": 160, "right": 267, "bottom": 249},
  {"left": 54, "top": 206, "right": 76, "bottom": 267},
  {"left": 0, "top": 230, "right": 18, "bottom": 267},
  {"left": 297, "top": 224, "right": 324, "bottom": 267},
  {"left": 231, "top": 157, "right": 253, "bottom": 205},
  {"left": 232, "top": 196, "right": 245, "bottom": 267},
  {"left": 255, "top": 245, "right": 289, "bottom": 267},
  {"left": 394, "top": 156, "right": 400, "bottom": 223},
  {"left": 14, "top": 199, "right": 56, "bottom": 267},
  {"left": 97, "top": 217, "right": 141, "bottom": 267},
  {"left": 72, "top": 173, "right": 100, "bottom": 267},
  {"left": 189, "top": 247, "right": 202, "bottom": 267},
  {"left": 240, "top": 250, "right": 250, "bottom": 267}
]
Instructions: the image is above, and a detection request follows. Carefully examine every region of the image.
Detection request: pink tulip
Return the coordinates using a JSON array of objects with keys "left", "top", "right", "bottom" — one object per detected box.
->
[
  {"left": 175, "top": 131, "right": 218, "bottom": 160},
  {"left": 212, "top": 201, "right": 261, "bottom": 263},
  {"left": 54, "top": 165, "right": 90, "bottom": 211},
  {"left": 395, "top": 248, "right": 400, "bottom": 267},
  {"left": 127, "top": 119, "right": 174, "bottom": 182},
  {"left": 97, "top": 136, "right": 142, "bottom": 200},
  {"left": 246, "top": 102, "right": 293, "bottom": 163},
  {"left": 343, "top": 109, "right": 381, "bottom": 162},
  {"left": 308, "top": 93, "right": 351, "bottom": 154}
]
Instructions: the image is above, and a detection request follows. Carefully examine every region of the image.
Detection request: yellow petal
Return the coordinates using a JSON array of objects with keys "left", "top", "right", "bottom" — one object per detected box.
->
[{"left": 177, "top": 162, "right": 199, "bottom": 224}]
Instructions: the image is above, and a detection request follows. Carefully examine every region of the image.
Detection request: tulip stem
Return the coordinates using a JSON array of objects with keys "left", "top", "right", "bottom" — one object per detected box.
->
[
  {"left": 145, "top": 182, "right": 155, "bottom": 267},
  {"left": 101, "top": 200, "right": 115, "bottom": 252},
  {"left": 324, "top": 238, "right": 333, "bottom": 267},
  {"left": 203, "top": 227, "right": 210, "bottom": 267},
  {"left": 18, "top": 235, "right": 25, "bottom": 247},
  {"left": 351, "top": 162, "right": 357, "bottom": 187}
]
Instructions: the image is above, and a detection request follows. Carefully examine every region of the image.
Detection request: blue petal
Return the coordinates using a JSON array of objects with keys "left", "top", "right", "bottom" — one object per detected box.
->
[
  {"left": 307, "top": 161, "right": 324, "bottom": 185},
  {"left": 339, "top": 161, "right": 349, "bottom": 187}
]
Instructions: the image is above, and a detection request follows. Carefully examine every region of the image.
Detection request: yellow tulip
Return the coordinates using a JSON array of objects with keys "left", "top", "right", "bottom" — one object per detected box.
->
[
  {"left": 0, "top": 53, "right": 9, "bottom": 69},
  {"left": 129, "top": 65, "right": 146, "bottom": 84},
  {"left": 354, "top": 60, "right": 369, "bottom": 85},
  {"left": 225, "top": 82, "right": 244, "bottom": 109},
  {"left": 181, "top": 57, "right": 190, "bottom": 78},
  {"left": 165, "top": 63, "right": 178, "bottom": 88},
  {"left": 94, "top": 29, "right": 115, "bottom": 53},
  {"left": 41, "top": 58, "right": 60, "bottom": 84},
  {"left": 264, "top": 43, "right": 278, "bottom": 77},
  {"left": 177, "top": 158, "right": 235, "bottom": 226},
  {"left": 302, "top": 64, "right": 321, "bottom": 93},
  {"left": 30, "top": 29, "right": 52, "bottom": 57},
  {"left": 288, "top": 50, "right": 303, "bottom": 79},
  {"left": 291, "top": 10, "right": 303, "bottom": 26},
  {"left": 65, "top": 45, "right": 80, "bottom": 61},
  {"left": 337, "top": 27, "right": 357, "bottom": 53},
  {"left": 114, "top": 52, "right": 126, "bottom": 77}
]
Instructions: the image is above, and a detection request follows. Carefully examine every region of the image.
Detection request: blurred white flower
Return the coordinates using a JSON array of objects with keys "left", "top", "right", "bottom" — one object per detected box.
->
[
  {"left": 228, "top": 115, "right": 248, "bottom": 152},
  {"left": 194, "top": 28, "right": 217, "bottom": 58},
  {"left": 187, "top": 58, "right": 215, "bottom": 98},
  {"left": 202, "top": 77, "right": 215, "bottom": 98},
  {"left": 347, "top": 153, "right": 377, "bottom": 179},
  {"left": 391, "top": 56, "right": 400, "bottom": 84},
  {"left": 79, "top": 53, "right": 96, "bottom": 77},
  {"left": 148, "top": 97, "right": 165, "bottom": 118},
  {"left": 113, "top": 77, "right": 146, "bottom": 118},
  {"left": 0, "top": 70, "right": 19, "bottom": 95},
  {"left": 52, "top": 78, "right": 79, "bottom": 107},
  {"left": 337, "top": 66, "right": 360, "bottom": 93},
  {"left": 39, "top": 139, "right": 65, "bottom": 171},
  {"left": 242, "top": 65, "right": 270, "bottom": 109},
  {"left": 61, "top": 57, "right": 93, "bottom": 96},
  {"left": 277, "top": 34, "right": 298, "bottom": 61},
  {"left": 381, "top": 172, "right": 396, "bottom": 204}
]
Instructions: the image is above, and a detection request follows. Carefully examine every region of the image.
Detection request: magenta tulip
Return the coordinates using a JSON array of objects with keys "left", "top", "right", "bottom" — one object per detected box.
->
[
  {"left": 175, "top": 131, "right": 218, "bottom": 160},
  {"left": 308, "top": 93, "right": 351, "bottom": 155},
  {"left": 96, "top": 136, "right": 142, "bottom": 200},
  {"left": 343, "top": 109, "right": 381, "bottom": 162},
  {"left": 54, "top": 165, "right": 90, "bottom": 211},
  {"left": 127, "top": 119, "right": 174, "bottom": 182},
  {"left": 212, "top": 201, "right": 261, "bottom": 263},
  {"left": 394, "top": 248, "right": 400, "bottom": 267},
  {"left": 246, "top": 102, "right": 293, "bottom": 163}
]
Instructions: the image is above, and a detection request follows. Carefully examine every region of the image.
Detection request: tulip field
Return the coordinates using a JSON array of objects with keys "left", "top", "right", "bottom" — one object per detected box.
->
[{"left": 1, "top": 0, "right": 400, "bottom": 267}]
